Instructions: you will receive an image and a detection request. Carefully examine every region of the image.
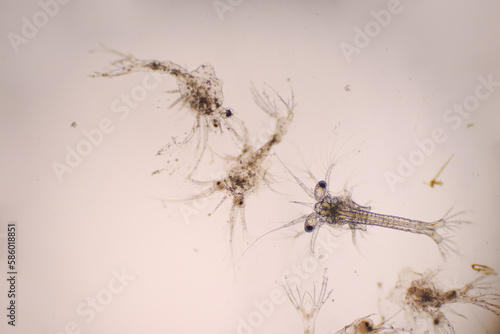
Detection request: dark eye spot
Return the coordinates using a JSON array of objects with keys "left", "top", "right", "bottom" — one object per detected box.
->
[
  {"left": 225, "top": 109, "right": 232, "bottom": 117},
  {"left": 444, "top": 290, "right": 457, "bottom": 300},
  {"left": 433, "top": 317, "right": 440, "bottom": 325},
  {"left": 234, "top": 196, "right": 244, "bottom": 207},
  {"left": 305, "top": 225, "right": 314, "bottom": 232},
  {"left": 215, "top": 180, "right": 225, "bottom": 190},
  {"left": 150, "top": 61, "right": 161, "bottom": 70},
  {"left": 318, "top": 181, "right": 326, "bottom": 188},
  {"left": 363, "top": 321, "right": 373, "bottom": 331}
]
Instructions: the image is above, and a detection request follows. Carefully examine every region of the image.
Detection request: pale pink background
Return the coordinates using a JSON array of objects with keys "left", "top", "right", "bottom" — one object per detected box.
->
[{"left": 1, "top": 1, "right": 500, "bottom": 333}]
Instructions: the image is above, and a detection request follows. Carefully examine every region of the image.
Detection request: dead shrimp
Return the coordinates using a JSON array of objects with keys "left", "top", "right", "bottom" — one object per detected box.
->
[
  {"left": 335, "top": 314, "right": 412, "bottom": 334},
  {"left": 388, "top": 265, "right": 500, "bottom": 333},
  {"left": 90, "top": 45, "right": 247, "bottom": 176},
  {"left": 160, "top": 83, "right": 295, "bottom": 256}
]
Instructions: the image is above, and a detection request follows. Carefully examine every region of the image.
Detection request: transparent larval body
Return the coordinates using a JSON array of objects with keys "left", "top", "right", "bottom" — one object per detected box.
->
[{"left": 91, "top": 46, "right": 247, "bottom": 177}]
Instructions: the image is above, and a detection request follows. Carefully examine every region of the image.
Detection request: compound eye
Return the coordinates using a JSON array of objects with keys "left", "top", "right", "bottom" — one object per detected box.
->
[
  {"left": 234, "top": 196, "right": 245, "bottom": 207},
  {"left": 363, "top": 320, "right": 373, "bottom": 331},
  {"left": 225, "top": 109, "right": 233, "bottom": 117},
  {"left": 212, "top": 119, "right": 220, "bottom": 128},
  {"left": 314, "top": 181, "right": 327, "bottom": 201},
  {"left": 214, "top": 180, "right": 225, "bottom": 190},
  {"left": 304, "top": 216, "right": 316, "bottom": 233},
  {"left": 354, "top": 319, "right": 374, "bottom": 333}
]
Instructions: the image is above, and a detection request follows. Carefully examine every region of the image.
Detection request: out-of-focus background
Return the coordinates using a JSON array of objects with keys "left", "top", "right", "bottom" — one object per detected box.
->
[{"left": 1, "top": 1, "right": 500, "bottom": 333}]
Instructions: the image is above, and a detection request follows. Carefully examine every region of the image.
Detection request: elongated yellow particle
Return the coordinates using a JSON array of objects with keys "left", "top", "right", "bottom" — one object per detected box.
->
[{"left": 424, "top": 154, "right": 454, "bottom": 188}]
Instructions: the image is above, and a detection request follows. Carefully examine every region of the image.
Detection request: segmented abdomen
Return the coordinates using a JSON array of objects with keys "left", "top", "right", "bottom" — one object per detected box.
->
[{"left": 338, "top": 207, "right": 443, "bottom": 242}]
